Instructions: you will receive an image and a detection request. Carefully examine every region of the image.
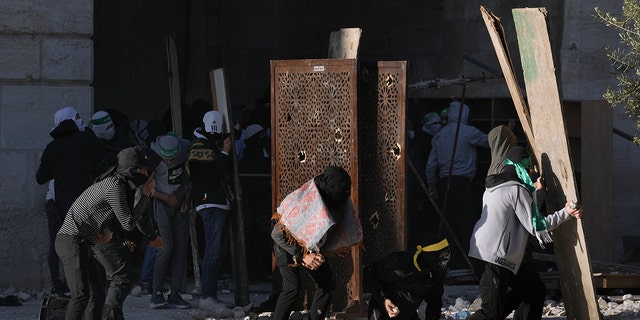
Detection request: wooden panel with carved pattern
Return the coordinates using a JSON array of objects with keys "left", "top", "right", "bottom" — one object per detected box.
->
[
  {"left": 358, "top": 61, "right": 407, "bottom": 267},
  {"left": 270, "top": 59, "right": 360, "bottom": 312}
]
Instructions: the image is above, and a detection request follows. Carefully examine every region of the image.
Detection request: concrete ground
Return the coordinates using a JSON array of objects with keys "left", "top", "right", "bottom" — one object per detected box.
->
[
  {"left": 4, "top": 281, "right": 636, "bottom": 319},
  {"left": 0, "top": 280, "right": 273, "bottom": 320}
]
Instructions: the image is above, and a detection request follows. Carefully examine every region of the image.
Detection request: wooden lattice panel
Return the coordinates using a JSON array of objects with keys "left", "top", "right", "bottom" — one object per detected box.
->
[
  {"left": 270, "top": 59, "right": 359, "bottom": 312},
  {"left": 358, "top": 61, "right": 407, "bottom": 267}
]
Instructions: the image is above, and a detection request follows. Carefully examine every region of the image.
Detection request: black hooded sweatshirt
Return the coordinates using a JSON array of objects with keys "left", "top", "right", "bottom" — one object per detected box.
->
[{"left": 36, "top": 119, "right": 99, "bottom": 202}]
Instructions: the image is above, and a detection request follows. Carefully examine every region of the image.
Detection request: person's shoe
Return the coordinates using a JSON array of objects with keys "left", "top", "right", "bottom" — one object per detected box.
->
[
  {"left": 199, "top": 297, "right": 228, "bottom": 311},
  {"left": 149, "top": 291, "right": 168, "bottom": 309},
  {"left": 51, "top": 285, "right": 70, "bottom": 298},
  {"left": 139, "top": 282, "right": 152, "bottom": 295},
  {"left": 167, "top": 293, "right": 191, "bottom": 309}
]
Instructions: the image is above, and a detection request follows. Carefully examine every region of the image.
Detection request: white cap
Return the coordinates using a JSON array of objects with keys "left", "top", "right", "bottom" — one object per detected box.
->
[{"left": 202, "top": 110, "right": 223, "bottom": 134}]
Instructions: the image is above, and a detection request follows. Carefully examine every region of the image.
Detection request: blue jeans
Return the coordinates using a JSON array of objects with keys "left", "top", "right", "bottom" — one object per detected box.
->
[
  {"left": 152, "top": 203, "right": 191, "bottom": 293},
  {"left": 140, "top": 244, "right": 156, "bottom": 284},
  {"left": 197, "top": 207, "right": 229, "bottom": 299}
]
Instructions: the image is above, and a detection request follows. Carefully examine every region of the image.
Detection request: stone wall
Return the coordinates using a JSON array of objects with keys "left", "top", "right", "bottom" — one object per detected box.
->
[{"left": 0, "top": 0, "right": 93, "bottom": 289}]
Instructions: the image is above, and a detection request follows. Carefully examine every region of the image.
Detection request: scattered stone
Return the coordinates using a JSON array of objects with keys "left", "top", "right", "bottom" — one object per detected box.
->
[
  {"left": 130, "top": 285, "right": 142, "bottom": 297},
  {"left": 598, "top": 297, "right": 609, "bottom": 309},
  {"left": 469, "top": 298, "right": 482, "bottom": 311}
]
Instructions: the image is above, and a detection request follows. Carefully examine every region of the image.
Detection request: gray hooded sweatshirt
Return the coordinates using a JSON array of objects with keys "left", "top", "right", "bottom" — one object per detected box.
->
[
  {"left": 425, "top": 101, "right": 488, "bottom": 186},
  {"left": 468, "top": 180, "right": 571, "bottom": 274}
]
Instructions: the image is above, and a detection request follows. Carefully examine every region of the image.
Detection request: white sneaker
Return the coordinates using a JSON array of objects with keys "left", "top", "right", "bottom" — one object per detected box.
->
[{"left": 199, "top": 297, "right": 228, "bottom": 311}]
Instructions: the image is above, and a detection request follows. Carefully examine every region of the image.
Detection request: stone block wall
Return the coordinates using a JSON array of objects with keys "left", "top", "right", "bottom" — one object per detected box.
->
[{"left": 0, "top": 0, "right": 93, "bottom": 289}]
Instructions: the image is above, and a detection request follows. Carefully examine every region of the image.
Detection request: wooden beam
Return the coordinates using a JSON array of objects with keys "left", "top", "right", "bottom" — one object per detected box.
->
[
  {"left": 166, "top": 36, "right": 182, "bottom": 136},
  {"left": 328, "top": 28, "right": 362, "bottom": 59},
  {"left": 210, "top": 68, "right": 250, "bottom": 306},
  {"left": 479, "top": 6, "right": 537, "bottom": 157},
  {"left": 512, "top": 7, "right": 599, "bottom": 319}
]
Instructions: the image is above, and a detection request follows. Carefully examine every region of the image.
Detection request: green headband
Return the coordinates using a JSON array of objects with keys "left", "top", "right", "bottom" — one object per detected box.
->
[{"left": 89, "top": 114, "right": 112, "bottom": 126}]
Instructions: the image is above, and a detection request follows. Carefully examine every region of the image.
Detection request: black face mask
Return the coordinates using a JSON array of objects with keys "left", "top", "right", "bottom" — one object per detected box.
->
[{"left": 126, "top": 169, "right": 149, "bottom": 187}]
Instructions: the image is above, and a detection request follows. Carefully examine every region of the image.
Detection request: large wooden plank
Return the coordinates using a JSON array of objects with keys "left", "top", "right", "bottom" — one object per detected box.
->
[
  {"left": 165, "top": 35, "right": 202, "bottom": 297},
  {"left": 210, "top": 68, "right": 250, "bottom": 306},
  {"left": 512, "top": 8, "right": 599, "bottom": 320},
  {"left": 166, "top": 36, "right": 182, "bottom": 136},
  {"left": 479, "top": 7, "right": 537, "bottom": 156},
  {"left": 328, "top": 28, "right": 362, "bottom": 59},
  {"left": 593, "top": 273, "right": 640, "bottom": 289}
]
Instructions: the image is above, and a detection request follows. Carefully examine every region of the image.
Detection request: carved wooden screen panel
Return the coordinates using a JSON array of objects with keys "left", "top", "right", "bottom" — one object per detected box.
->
[
  {"left": 358, "top": 61, "right": 407, "bottom": 267},
  {"left": 270, "top": 59, "right": 360, "bottom": 312}
]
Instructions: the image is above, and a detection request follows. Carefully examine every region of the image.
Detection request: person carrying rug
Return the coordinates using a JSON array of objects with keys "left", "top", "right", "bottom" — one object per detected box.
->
[{"left": 270, "top": 166, "right": 363, "bottom": 320}]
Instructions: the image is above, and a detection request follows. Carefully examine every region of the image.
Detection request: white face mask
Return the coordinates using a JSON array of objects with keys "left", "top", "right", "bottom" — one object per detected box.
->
[
  {"left": 74, "top": 118, "right": 85, "bottom": 131},
  {"left": 96, "top": 125, "right": 115, "bottom": 140}
]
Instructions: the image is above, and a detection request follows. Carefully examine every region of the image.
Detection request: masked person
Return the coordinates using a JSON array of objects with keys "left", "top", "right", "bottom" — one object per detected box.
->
[
  {"left": 467, "top": 146, "right": 583, "bottom": 320},
  {"left": 365, "top": 236, "right": 450, "bottom": 320},
  {"left": 148, "top": 132, "right": 192, "bottom": 309},
  {"left": 187, "top": 110, "right": 235, "bottom": 311},
  {"left": 271, "top": 166, "right": 363, "bottom": 320},
  {"left": 90, "top": 110, "right": 134, "bottom": 177},
  {"left": 37, "top": 106, "right": 98, "bottom": 296},
  {"left": 425, "top": 101, "right": 489, "bottom": 269},
  {"left": 486, "top": 125, "right": 518, "bottom": 176},
  {"left": 55, "top": 146, "right": 165, "bottom": 320}
]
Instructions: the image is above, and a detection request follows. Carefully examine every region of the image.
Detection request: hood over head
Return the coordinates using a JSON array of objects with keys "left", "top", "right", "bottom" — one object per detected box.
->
[{"left": 448, "top": 101, "right": 469, "bottom": 124}]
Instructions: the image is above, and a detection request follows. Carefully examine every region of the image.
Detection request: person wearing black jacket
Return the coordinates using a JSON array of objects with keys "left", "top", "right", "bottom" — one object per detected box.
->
[
  {"left": 271, "top": 166, "right": 361, "bottom": 320},
  {"left": 187, "top": 110, "right": 234, "bottom": 311},
  {"left": 365, "top": 236, "right": 450, "bottom": 320},
  {"left": 55, "top": 146, "right": 165, "bottom": 320},
  {"left": 36, "top": 106, "right": 98, "bottom": 296}
]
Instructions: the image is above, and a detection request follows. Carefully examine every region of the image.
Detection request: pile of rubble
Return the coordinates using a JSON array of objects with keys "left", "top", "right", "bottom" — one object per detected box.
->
[{"left": 436, "top": 285, "right": 640, "bottom": 319}]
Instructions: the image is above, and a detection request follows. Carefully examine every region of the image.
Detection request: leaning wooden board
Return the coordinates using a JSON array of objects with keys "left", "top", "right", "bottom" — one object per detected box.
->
[
  {"left": 479, "top": 7, "right": 537, "bottom": 156},
  {"left": 210, "top": 68, "right": 250, "bottom": 306},
  {"left": 166, "top": 36, "right": 182, "bottom": 137},
  {"left": 511, "top": 9, "right": 600, "bottom": 319},
  {"left": 165, "top": 35, "right": 202, "bottom": 296},
  {"left": 480, "top": 6, "right": 600, "bottom": 320}
]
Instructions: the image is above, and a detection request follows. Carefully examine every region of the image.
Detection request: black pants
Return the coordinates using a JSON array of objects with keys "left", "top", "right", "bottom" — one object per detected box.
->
[
  {"left": 46, "top": 200, "right": 67, "bottom": 291},
  {"left": 438, "top": 176, "right": 477, "bottom": 269},
  {"left": 467, "top": 256, "right": 545, "bottom": 320},
  {"left": 272, "top": 262, "right": 334, "bottom": 320},
  {"left": 55, "top": 234, "right": 105, "bottom": 320},
  {"left": 93, "top": 236, "right": 134, "bottom": 320}
]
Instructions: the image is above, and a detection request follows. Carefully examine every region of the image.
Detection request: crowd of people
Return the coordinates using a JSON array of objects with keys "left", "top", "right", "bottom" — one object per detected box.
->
[
  {"left": 36, "top": 100, "right": 273, "bottom": 319},
  {"left": 36, "top": 98, "right": 583, "bottom": 320}
]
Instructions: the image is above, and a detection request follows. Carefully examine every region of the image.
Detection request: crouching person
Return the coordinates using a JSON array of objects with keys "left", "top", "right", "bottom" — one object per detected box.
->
[
  {"left": 365, "top": 236, "right": 450, "bottom": 320},
  {"left": 55, "top": 146, "right": 165, "bottom": 320},
  {"left": 271, "top": 166, "right": 363, "bottom": 320}
]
